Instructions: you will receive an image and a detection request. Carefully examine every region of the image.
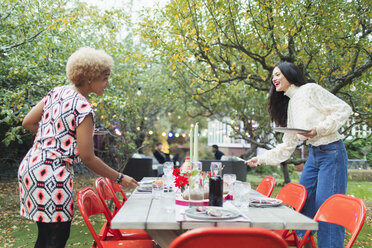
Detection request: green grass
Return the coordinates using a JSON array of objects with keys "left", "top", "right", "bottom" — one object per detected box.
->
[{"left": 1, "top": 173, "right": 371, "bottom": 247}]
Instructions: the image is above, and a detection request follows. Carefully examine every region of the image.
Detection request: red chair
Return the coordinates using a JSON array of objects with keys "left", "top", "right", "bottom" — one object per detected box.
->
[
  {"left": 77, "top": 187, "right": 154, "bottom": 248},
  {"left": 274, "top": 183, "right": 307, "bottom": 247},
  {"left": 105, "top": 177, "right": 127, "bottom": 207},
  {"left": 95, "top": 177, "right": 151, "bottom": 240},
  {"left": 169, "top": 227, "right": 288, "bottom": 248},
  {"left": 256, "top": 176, "right": 276, "bottom": 197},
  {"left": 299, "top": 194, "right": 366, "bottom": 248}
]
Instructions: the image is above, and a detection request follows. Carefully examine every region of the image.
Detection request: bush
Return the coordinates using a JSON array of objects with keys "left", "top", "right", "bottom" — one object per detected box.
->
[
  {"left": 348, "top": 169, "right": 372, "bottom": 182},
  {"left": 344, "top": 136, "right": 372, "bottom": 167}
]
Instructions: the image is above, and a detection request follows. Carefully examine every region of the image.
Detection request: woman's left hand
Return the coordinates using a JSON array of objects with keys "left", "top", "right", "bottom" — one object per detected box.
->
[
  {"left": 120, "top": 175, "right": 140, "bottom": 189},
  {"left": 299, "top": 127, "right": 317, "bottom": 138}
]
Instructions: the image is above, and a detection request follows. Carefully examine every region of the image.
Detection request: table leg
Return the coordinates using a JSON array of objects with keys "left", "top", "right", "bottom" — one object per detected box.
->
[{"left": 146, "top": 230, "right": 184, "bottom": 248}]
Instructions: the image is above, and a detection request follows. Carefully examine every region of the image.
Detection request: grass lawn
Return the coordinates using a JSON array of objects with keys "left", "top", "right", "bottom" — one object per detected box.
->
[{"left": 0, "top": 173, "right": 371, "bottom": 247}]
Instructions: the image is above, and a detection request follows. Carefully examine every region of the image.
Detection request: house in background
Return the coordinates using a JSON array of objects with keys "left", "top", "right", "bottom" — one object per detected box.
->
[{"left": 207, "top": 118, "right": 251, "bottom": 157}]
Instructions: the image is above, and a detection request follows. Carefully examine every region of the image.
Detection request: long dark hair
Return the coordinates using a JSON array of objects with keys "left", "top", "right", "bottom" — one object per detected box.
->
[{"left": 268, "top": 62, "right": 307, "bottom": 127}]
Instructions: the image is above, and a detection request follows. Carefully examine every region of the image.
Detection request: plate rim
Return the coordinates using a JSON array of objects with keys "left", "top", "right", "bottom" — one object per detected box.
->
[
  {"left": 249, "top": 198, "right": 282, "bottom": 207},
  {"left": 184, "top": 206, "right": 240, "bottom": 220},
  {"left": 273, "top": 127, "right": 311, "bottom": 133}
]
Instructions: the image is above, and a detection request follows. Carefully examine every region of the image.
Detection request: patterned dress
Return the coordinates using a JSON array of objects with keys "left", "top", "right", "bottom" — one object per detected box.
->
[{"left": 18, "top": 86, "right": 94, "bottom": 223}]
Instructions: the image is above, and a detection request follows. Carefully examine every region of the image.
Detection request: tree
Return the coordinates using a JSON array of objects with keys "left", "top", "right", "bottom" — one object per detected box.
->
[
  {"left": 0, "top": 0, "right": 185, "bottom": 172},
  {"left": 139, "top": 0, "right": 371, "bottom": 181}
]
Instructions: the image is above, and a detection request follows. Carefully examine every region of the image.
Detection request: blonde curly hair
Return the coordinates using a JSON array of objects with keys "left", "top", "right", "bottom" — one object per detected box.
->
[{"left": 66, "top": 47, "right": 114, "bottom": 86}]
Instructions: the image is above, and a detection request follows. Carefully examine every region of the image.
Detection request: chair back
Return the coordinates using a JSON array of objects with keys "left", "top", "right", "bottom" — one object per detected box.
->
[
  {"left": 77, "top": 187, "right": 118, "bottom": 247},
  {"left": 169, "top": 227, "right": 288, "bottom": 248},
  {"left": 276, "top": 182, "right": 307, "bottom": 212},
  {"left": 105, "top": 178, "right": 127, "bottom": 205},
  {"left": 256, "top": 176, "right": 276, "bottom": 197},
  {"left": 314, "top": 194, "right": 366, "bottom": 248},
  {"left": 95, "top": 177, "right": 122, "bottom": 214}
]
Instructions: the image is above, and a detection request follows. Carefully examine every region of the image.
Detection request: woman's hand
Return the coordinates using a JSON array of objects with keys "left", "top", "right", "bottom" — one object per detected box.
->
[
  {"left": 299, "top": 127, "right": 317, "bottom": 139},
  {"left": 120, "top": 175, "right": 140, "bottom": 189},
  {"left": 245, "top": 157, "right": 259, "bottom": 167}
]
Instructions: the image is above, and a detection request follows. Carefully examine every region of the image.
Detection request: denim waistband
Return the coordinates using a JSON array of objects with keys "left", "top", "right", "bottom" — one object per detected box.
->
[{"left": 309, "top": 139, "right": 342, "bottom": 149}]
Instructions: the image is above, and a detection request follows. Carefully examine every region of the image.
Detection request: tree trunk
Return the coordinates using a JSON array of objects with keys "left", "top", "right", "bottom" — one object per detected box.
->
[{"left": 281, "top": 162, "right": 291, "bottom": 184}]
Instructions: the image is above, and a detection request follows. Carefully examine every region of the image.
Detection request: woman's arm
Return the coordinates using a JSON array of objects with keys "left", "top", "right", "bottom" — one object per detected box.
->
[
  {"left": 76, "top": 114, "right": 139, "bottom": 188},
  {"left": 22, "top": 100, "right": 44, "bottom": 132},
  {"left": 310, "top": 85, "right": 352, "bottom": 137},
  {"left": 251, "top": 132, "right": 299, "bottom": 166}
]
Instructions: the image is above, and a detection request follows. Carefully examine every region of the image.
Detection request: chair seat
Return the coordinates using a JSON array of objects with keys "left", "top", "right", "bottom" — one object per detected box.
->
[
  {"left": 90, "top": 239, "right": 154, "bottom": 248},
  {"left": 98, "top": 224, "right": 151, "bottom": 240}
]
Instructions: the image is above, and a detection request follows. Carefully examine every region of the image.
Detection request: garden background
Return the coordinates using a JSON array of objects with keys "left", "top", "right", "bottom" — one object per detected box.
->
[{"left": 0, "top": 0, "right": 371, "bottom": 247}]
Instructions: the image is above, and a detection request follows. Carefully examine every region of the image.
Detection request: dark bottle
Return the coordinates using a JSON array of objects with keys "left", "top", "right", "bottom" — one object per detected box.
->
[{"left": 209, "top": 175, "right": 223, "bottom": 206}]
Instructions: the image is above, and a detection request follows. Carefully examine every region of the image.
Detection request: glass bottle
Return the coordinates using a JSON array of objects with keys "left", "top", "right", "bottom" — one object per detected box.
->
[{"left": 209, "top": 162, "right": 223, "bottom": 206}]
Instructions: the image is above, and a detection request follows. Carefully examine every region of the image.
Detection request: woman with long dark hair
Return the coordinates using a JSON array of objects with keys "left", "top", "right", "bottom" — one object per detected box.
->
[{"left": 246, "top": 62, "right": 352, "bottom": 248}]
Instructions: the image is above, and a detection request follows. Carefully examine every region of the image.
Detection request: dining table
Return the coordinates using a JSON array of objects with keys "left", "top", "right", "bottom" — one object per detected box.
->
[{"left": 111, "top": 178, "right": 318, "bottom": 247}]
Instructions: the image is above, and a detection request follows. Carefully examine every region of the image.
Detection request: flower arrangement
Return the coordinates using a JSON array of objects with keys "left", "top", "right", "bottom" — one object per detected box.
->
[{"left": 173, "top": 167, "right": 189, "bottom": 192}]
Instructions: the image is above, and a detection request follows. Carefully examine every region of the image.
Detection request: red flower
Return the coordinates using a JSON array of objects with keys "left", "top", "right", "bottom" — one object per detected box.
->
[
  {"left": 173, "top": 167, "right": 181, "bottom": 177},
  {"left": 175, "top": 175, "right": 189, "bottom": 189},
  {"left": 208, "top": 172, "right": 215, "bottom": 178}
]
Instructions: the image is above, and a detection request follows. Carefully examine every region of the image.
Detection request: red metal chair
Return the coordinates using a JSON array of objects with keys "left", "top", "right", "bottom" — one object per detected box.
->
[
  {"left": 169, "top": 227, "right": 288, "bottom": 248},
  {"left": 77, "top": 187, "right": 154, "bottom": 248},
  {"left": 256, "top": 176, "right": 276, "bottom": 197},
  {"left": 105, "top": 177, "right": 127, "bottom": 208},
  {"left": 274, "top": 182, "right": 307, "bottom": 247},
  {"left": 95, "top": 177, "right": 151, "bottom": 240},
  {"left": 298, "top": 194, "right": 366, "bottom": 248}
]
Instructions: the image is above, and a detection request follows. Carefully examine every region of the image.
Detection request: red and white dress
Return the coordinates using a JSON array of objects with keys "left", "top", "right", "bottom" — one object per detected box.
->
[{"left": 18, "top": 86, "right": 94, "bottom": 223}]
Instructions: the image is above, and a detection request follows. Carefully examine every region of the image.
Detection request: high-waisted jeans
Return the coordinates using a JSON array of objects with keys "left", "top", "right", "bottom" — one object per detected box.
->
[{"left": 298, "top": 139, "right": 348, "bottom": 248}]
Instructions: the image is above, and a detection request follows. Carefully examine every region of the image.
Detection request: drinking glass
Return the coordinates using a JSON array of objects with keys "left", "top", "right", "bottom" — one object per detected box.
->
[
  {"left": 240, "top": 182, "right": 251, "bottom": 208},
  {"left": 223, "top": 174, "right": 237, "bottom": 195},
  {"left": 152, "top": 180, "right": 164, "bottom": 199},
  {"left": 210, "top": 162, "right": 222, "bottom": 176},
  {"left": 233, "top": 181, "right": 251, "bottom": 208},
  {"left": 163, "top": 162, "right": 174, "bottom": 190},
  {"left": 163, "top": 162, "right": 174, "bottom": 177},
  {"left": 191, "top": 161, "right": 202, "bottom": 171},
  {"left": 189, "top": 172, "right": 204, "bottom": 207},
  {"left": 162, "top": 190, "right": 175, "bottom": 213}
]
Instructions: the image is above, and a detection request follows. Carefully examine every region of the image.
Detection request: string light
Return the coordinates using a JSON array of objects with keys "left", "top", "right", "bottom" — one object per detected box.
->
[
  {"left": 162, "top": 132, "right": 167, "bottom": 137},
  {"left": 115, "top": 128, "right": 122, "bottom": 136},
  {"left": 149, "top": 130, "right": 153, "bottom": 135},
  {"left": 175, "top": 133, "right": 180, "bottom": 137}
]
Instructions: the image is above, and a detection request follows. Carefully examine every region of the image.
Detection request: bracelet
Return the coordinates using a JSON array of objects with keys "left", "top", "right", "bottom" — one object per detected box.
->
[{"left": 115, "top": 173, "right": 124, "bottom": 184}]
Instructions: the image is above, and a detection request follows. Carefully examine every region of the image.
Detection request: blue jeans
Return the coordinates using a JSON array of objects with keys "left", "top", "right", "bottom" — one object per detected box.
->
[{"left": 298, "top": 139, "right": 348, "bottom": 248}]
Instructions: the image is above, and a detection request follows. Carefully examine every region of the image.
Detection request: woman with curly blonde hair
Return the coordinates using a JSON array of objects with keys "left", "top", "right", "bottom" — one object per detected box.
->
[{"left": 18, "top": 47, "right": 139, "bottom": 247}]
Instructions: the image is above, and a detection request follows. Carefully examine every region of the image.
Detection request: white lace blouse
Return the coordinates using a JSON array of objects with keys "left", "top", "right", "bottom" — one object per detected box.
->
[{"left": 257, "top": 83, "right": 352, "bottom": 166}]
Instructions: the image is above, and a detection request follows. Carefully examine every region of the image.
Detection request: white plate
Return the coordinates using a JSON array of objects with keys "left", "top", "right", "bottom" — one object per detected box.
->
[
  {"left": 273, "top": 127, "right": 311, "bottom": 134},
  {"left": 185, "top": 207, "right": 240, "bottom": 220},
  {"left": 137, "top": 185, "right": 152, "bottom": 192},
  {"left": 249, "top": 198, "right": 282, "bottom": 207}
]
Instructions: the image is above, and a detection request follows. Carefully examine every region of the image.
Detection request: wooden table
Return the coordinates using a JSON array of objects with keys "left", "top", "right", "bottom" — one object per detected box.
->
[{"left": 111, "top": 184, "right": 318, "bottom": 247}]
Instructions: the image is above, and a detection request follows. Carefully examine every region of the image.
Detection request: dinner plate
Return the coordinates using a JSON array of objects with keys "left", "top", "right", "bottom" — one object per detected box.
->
[
  {"left": 249, "top": 198, "right": 282, "bottom": 207},
  {"left": 137, "top": 185, "right": 153, "bottom": 192},
  {"left": 185, "top": 207, "right": 240, "bottom": 220},
  {"left": 273, "top": 127, "right": 311, "bottom": 134},
  {"left": 175, "top": 195, "right": 209, "bottom": 206}
]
